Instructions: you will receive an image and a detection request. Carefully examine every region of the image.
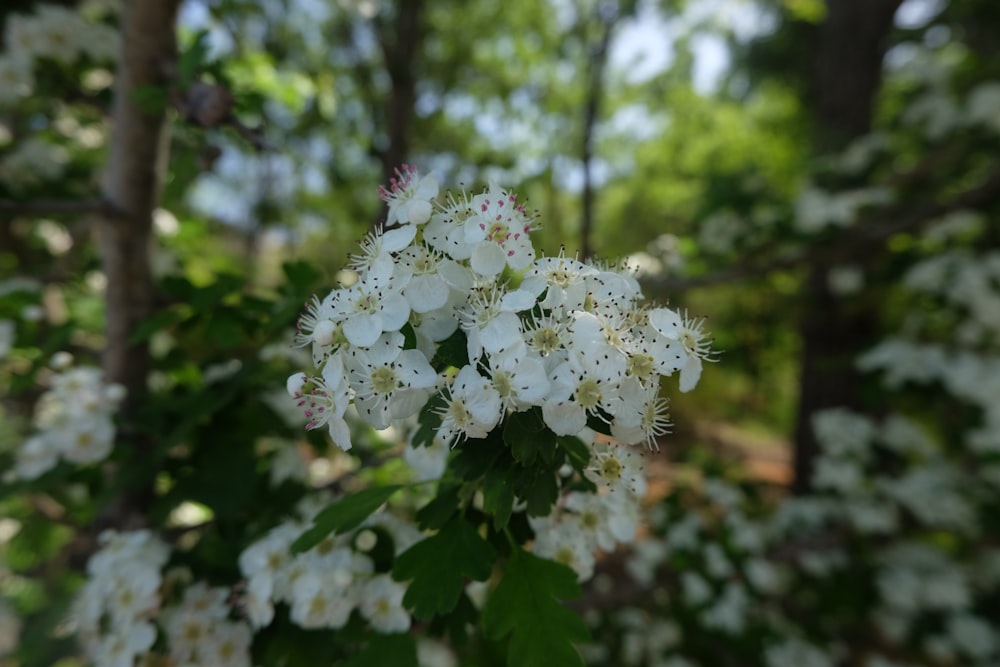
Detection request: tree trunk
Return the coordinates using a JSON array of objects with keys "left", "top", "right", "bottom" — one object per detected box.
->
[
  {"left": 791, "top": 0, "right": 901, "bottom": 493},
  {"left": 373, "top": 0, "right": 424, "bottom": 226},
  {"left": 97, "top": 0, "right": 181, "bottom": 525}
]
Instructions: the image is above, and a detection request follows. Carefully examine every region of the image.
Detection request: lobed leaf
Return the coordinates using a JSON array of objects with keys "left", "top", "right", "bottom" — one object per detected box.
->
[
  {"left": 393, "top": 516, "right": 495, "bottom": 620},
  {"left": 482, "top": 547, "right": 589, "bottom": 667},
  {"left": 291, "top": 485, "right": 403, "bottom": 554}
]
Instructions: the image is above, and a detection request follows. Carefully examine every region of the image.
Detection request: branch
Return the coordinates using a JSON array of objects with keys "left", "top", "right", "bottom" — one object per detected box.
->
[
  {"left": 0, "top": 198, "right": 126, "bottom": 219},
  {"left": 644, "top": 165, "right": 1000, "bottom": 293},
  {"left": 0, "top": 199, "right": 125, "bottom": 219}
]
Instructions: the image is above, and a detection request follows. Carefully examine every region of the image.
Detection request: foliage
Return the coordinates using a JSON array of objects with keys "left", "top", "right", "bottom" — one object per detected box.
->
[{"left": 2, "top": 0, "right": 1000, "bottom": 666}]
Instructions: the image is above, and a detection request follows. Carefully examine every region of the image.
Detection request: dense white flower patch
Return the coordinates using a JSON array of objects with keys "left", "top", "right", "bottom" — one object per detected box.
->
[
  {"left": 9, "top": 354, "right": 125, "bottom": 481},
  {"left": 287, "top": 166, "right": 712, "bottom": 454}
]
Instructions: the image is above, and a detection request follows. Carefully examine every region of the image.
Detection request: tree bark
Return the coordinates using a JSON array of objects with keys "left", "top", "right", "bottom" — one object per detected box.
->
[
  {"left": 791, "top": 0, "right": 901, "bottom": 494},
  {"left": 580, "top": 4, "right": 618, "bottom": 260},
  {"left": 373, "top": 0, "right": 424, "bottom": 226},
  {"left": 97, "top": 0, "right": 181, "bottom": 524}
]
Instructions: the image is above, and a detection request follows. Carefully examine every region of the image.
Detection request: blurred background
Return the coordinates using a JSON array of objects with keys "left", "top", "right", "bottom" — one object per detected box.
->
[{"left": 2, "top": 0, "right": 1000, "bottom": 665}]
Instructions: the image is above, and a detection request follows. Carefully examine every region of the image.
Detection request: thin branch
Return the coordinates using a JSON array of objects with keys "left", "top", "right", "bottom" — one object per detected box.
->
[
  {"left": 644, "top": 166, "right": 1000, "bottom": 293},
  {"left": 0, "top": 198, "right": 126, "bottom": 219}
]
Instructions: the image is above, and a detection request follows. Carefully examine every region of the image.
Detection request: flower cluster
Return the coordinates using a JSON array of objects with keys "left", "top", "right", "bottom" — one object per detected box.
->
[
  {"left": 10, "top": 354, "right": 125, "bottom": 481},
  {"left": 75, "top": 531, "right": 255, "bottom": 667},
  {"left": 287, "top": 166, "right": 712, "bottom": 453},
  {"left": 529, "top": 435, "right": 646, "bottom": 581},
  {"left": 161, "top": 582, "right": 253, "bottom": 667},
  {"left": 238, "top": 505, "right": 418, "bottom": 634},
  {"left": 74, "top": 530, "right": 169, "bottom": 667},
  {"left": 2, "top": 4, "right": 119, "bottom": 73}
]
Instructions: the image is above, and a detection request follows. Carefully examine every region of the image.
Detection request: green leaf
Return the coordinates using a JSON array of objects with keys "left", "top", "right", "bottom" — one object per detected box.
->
[
  {"left": 482, "top": 467, "right": 515, "bottom": 531},
  {"left": 393, "top": 516, "right": 495, "bottom": 620},
  {"left": 482, "top": 548, "right": 589, "bottom": 667},
  {"left": 512, "top": 464, "right": 560, "bottom": 517},
  {"left": 282, "top": 260, "right": 322, "bottom": 293},
  {"left": 434, "top": 328, "right": 468, "bottom": 370},
  {"left": 413, "top": 393, "right": 446, "bottom": 448},
  {"left": 415, "top": 484, "right": 462, "bottom": 531},
  {"left": 129, "top": 308, "right": 189, "bottom": 344},
  {"left": 503, "top": 409, "right": 551, "bottom": 465},
  {"left": 342, "top": 633, "right": 418, "bottom": 667},
  {"left": 557, "top": 436, "right": 591, "bottom": 472},
  {"left": 179, "top": 29, "right": 211, "bottom": 85},
  {"left": 451, "top": 430, "right": 506, "bottom": 479},
  {"left": 205, "top": 309, "right": 245, "bottom": 350},
  {"left": 400, "top": 322, "right": 418, "bottom": 350},
  {"left": 291, "top": 485, "right": 403, "bottom": 553}
]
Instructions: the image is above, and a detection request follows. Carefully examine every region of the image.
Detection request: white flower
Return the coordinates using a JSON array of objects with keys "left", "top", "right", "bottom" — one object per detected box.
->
[
  {"left": 647, "top": 308, "right": 714, "bottom": 392},
  {"left": 403, "top": 436, "right": 450, "bottom": 482},
  {"left": 330, "top": 273, "right": 411, "bottom": 348},
  {"left": 417, "top": 639, "right": 458, "bottom": 667},
  {"left": 349, "top": 224, "right": 417, "bottom": 280},
  {"left": 562, "top": 492, "right": 621, "bottom": 552},
  {"left": 60, "top": 416, "right": 115, "bottom": 464},
  {"left": 811, "top": 408, "right": 874, "bottom": 459},
  {"left": 625, "top": 539, "right": 668, "bottom": 586},
  {"left": 521, "top": 253, "right": 597, "bottom": 310},
  {"left": 238, "top": 522, "right": 299, "bottom": 586},
  {"left": 681, "top": 572, "right": 712, "bottom": 606},
  {"left": 947, "top": 614, "right": 996, "bottom": 659},
  {"left": 287, "top": 359, "right": 352, "bottom": 450},
  {"left": 196, "top": 621, "right": 252, "bottom": 667},
  {"left": 542, "top": 336, "right": 626, "bottom": 437},
  {"left": 0, "top": 599, "right": 21, "bottom": 656},
  {"left": 347, "top": 331, "right": 437, "bottom": 429},
  {"left": 244, "top": 575, "right": 275, "bottom": 628},
  {"left": 458, "top": 283, "right": 525, "bottom": 362},
  {"left": 462, "top": 184, "right": 536, "bottom": 276},
  {"left": 397, "top": 243, "right": 471, "bottom": 313},
  {"left": 289, "top": 570, "right": 356, "bottom": 629},
  {"left": 610, "top": 377, "right": 671, "bottom": 449},
  {"left": 293, "top": 294, "right": 346, "bottom": 365},
  {"left": 92, "top": 621, "right": 156, "bottom": 667},
  {"left": 379, "top": 165, "right": 439, "bottom": 226},
  {"left": 269, "top": 443, "right": 309, "bottom": 487},
  {"left": 105, "top": 562, "right": 161, "bottom": 623},
  {"left": 966, "top": 82, "right": 1000, "bottom": 134},
  {"left": 0, "top": 56, "right": 32, "bottom": 106},
  {"left": 701, "top": 582, "right": 748, "bottom": 634},
  {"left": 13, "top": 434, "right": 60, "bottom": 480},
  {"left": 812, "top": 457, "right": 864, "bottom": 494},
  {"left": 764, "top": 637, "right": 835, "bottom": 667},
  {"left": 530, "top": 516, "right": 595, "bottom": 581},
  {"left": 436, "top": 365, "right": 502, "bottom": 444},
  {"left": 360, "top": 574, "right": 411, "bottom": 633},
  {"left": 583, "top": 442, "right": 646, "bottom": 497},
  {"left": 485, "top": 342, "right": 550, "bottom": 411}
]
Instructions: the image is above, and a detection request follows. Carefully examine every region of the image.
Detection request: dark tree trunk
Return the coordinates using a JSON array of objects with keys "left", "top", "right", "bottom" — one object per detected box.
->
[
  {"left": 580, "top": 4, "right": 618, "bottom": 261},
  {"left": 373, "top": 0, "right": 424, "bottom": 225},
  {"left": 97, "top": 0, "right": 181, "bottom": 526},
  {"left": 792, "top": 0, "right": 902, "bottom": 494}
]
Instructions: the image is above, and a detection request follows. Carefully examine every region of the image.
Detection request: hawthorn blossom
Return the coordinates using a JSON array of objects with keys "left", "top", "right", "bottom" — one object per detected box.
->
[
  {"left": 437, "top": 365, "right": 502, "bottom": 444},
  {"left": 347, "top": 331, "right": 437, "bottom": 429},
  {"left": 396, "top": 242, "right": 472, "bottom": 313},
  {"left": 379, "top": 164, "right": 439, "bottom": 226},
  {"left": 359, "top": 574, "right": 411, "bottom": 633},
  {"left": 287, "top": 361, "right": 352, "bottom": 450},
  {"left": 484, "top": 343, "right": 551, "bottom": 411},
  {"left": 329, "top": 273, "right": 411, "bottom": 348},
  {"left": 647, "top": 307, "right": 714, "bottom": 392},
  {"left": 463, "top": 184, "right": 537, "bottom": 276}
]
